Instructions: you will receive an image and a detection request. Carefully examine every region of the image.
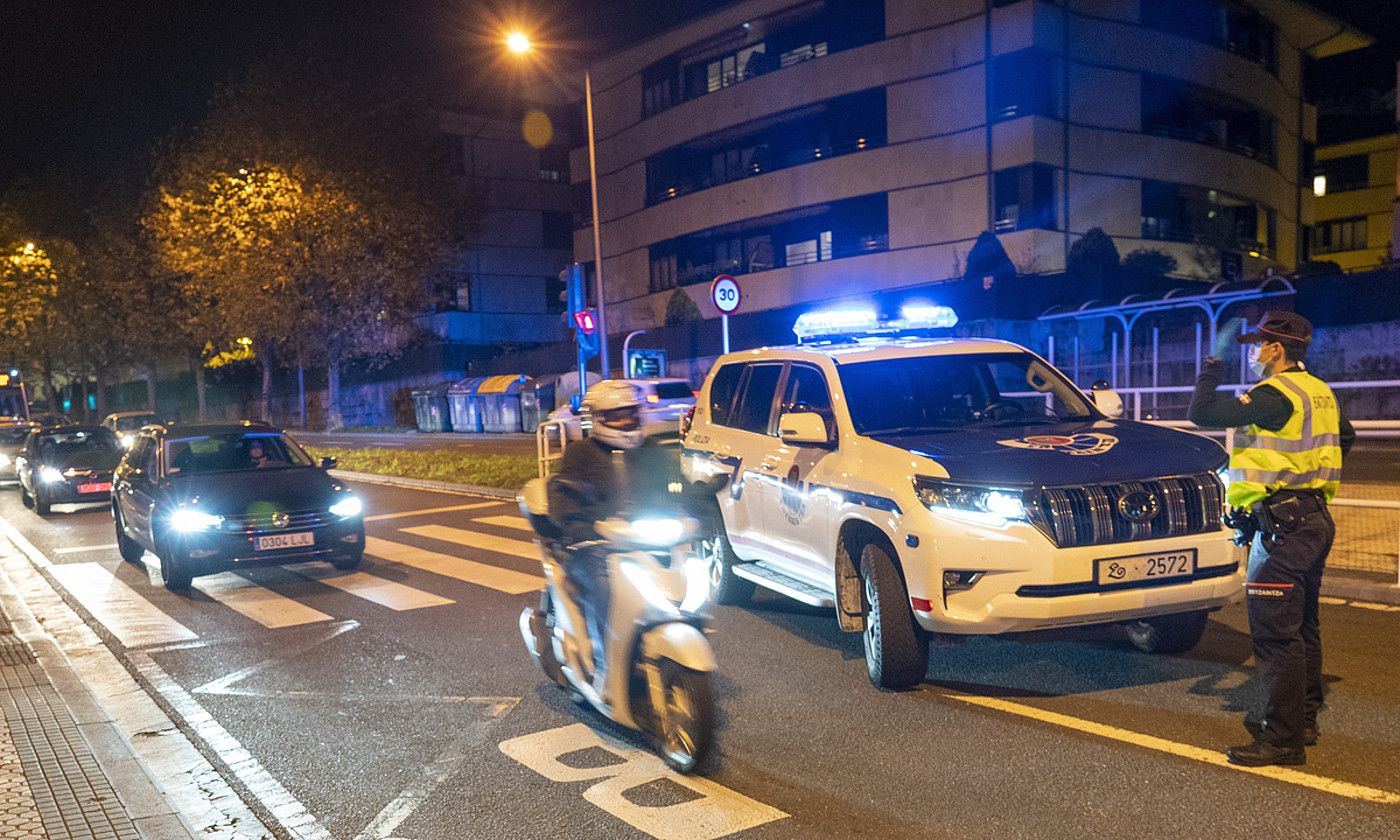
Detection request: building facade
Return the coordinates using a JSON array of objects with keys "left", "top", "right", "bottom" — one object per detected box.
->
[
  {"left": 570, "top": 0, "right": 1371, "bottom": 341},
  {"left": 1311, "top": 132, "right": 1397, "bottom": 271}
]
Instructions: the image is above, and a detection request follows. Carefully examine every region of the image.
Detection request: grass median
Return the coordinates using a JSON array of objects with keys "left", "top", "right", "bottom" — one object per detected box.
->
[{"left": 304, "top": 446, "right": 537, "bottom": 491}]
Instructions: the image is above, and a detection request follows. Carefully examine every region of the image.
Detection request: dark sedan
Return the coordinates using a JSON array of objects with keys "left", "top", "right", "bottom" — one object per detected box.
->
[
  {"left": 16, "top": 425, "right": 122, "bottom": 515},
  {"left": 0, "top": 422, "right": 37, "bottom": 485},
  {"left": 112, "top": 421, "right": 365, "bottom": 591}
]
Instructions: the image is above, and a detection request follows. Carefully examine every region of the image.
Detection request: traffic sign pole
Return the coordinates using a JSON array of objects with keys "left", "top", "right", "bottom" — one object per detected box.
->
[{"left": 710, "top": 275, "right": 741, "bottom": 356}]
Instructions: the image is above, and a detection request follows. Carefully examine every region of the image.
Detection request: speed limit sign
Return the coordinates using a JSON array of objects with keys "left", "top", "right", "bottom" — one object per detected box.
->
[{"left": 710, "top": 275, "right": 741, "bottom": 314}]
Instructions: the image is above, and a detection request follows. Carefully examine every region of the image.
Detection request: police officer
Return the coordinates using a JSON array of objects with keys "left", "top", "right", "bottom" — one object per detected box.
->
[{"left": 1189, "top": 311, "right": 1355, "bottom": 766}]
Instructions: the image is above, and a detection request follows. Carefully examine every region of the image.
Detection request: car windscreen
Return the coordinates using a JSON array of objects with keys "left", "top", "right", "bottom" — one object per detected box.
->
[
  {"left": 34, "top": 429, "right": 122, "bottom": 467},
  {"left": 836, "top": 352, "right": 1097, "bottom": 435},
  {"left": 114, "top": 415, "right": 154, "bottom": 431},
  {"left": 0, "top": 426, "right": 33, "bottom": 445},
  {"left": 652, "top": 383, "right": 694, "bottom": 400},
  {"left": 162, "top": 432, "right": 313, "bottom": 475}
]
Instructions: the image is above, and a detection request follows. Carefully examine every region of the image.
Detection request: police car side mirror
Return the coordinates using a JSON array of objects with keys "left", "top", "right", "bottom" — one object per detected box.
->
[
  {"left": 778, "top": 411, "right": 833, "bottom": 447},
  {"left": 1086, "top": 383, "right": 1125, "bottom": 419}
]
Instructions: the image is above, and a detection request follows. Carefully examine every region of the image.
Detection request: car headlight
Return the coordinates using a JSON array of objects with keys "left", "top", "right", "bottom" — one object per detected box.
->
[
  {"left": 0, "top": 452, "right": 9, "bottom": 467},
  {"left": 119, "top": 434, "right": 135, "bottom": 449},
  {"left": 170, "top": 508, "right": 223, "bottom": 532},
  {"left": 38, "top": 465, "right": 65, "bottom": 484},
  {"left": 914, "top": 478, "right": 1026, "bottom": 527},
  {"left": 1215, "top": 465, "right": 1229, "bottom": 489},
  {"left": 329, "top": 495, "right": 363, "bottom": 518}
]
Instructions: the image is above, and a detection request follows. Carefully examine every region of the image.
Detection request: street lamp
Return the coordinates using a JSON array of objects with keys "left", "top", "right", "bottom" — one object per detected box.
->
[{"left": 503, "top": 30, "right": 612, "bottom": 378}]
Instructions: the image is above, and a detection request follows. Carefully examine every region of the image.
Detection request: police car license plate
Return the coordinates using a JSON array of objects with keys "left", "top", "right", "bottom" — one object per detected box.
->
[
  {"left": 256, "top": 532, "right": 314, "bottom": 551},
  {"left": 1095, "top": 549, "right": 1196, "bottom": 586}
]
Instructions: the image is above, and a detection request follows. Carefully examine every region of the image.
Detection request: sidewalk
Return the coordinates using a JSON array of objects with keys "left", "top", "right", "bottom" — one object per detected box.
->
[{"left": 0, "top": 589, "right": 194, "bottom": 839}]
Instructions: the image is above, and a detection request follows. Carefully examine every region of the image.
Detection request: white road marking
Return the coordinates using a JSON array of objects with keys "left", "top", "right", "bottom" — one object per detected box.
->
[
  {"left": 287, "top": 565, "right": 454, "bottom": 611},
  {"left": 195, "top": 621, "right": 358, "bottom": 696},
  {"left": 365, "top": 536, "right": 542, "bottom": 595},
  {"left": 472, "top": 514, "right": 531, "bottom": 532},
  {"left": 193, "top": 571, "right": 335, "bottom": 629},
  {"left": 364, "top": 501, "right": 500, "bottom": 522},
  {"left": 48, "top": 563, "right": 197, "bottom": 647},
  {"left": 53, "top": 543, "right": 119, "bottom": 555},
  {"left": 500, "top": 724, "right": 788, "bottom": 840},
  {"left": 398, "top": 523, "right": 539, "bottom": 560}
]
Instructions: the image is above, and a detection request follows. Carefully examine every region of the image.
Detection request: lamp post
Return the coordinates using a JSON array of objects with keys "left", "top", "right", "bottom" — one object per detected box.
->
[{"left": 505, "top": 31, "right": 612, "bottom": 377}]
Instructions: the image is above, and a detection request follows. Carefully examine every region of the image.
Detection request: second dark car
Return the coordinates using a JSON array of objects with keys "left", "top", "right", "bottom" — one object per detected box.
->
[
  {"left": 112, "top": 421, "right": 365, "bottom": 591},
  {"left": 16, "top": 425, "right": 122, "bottom": 515}
]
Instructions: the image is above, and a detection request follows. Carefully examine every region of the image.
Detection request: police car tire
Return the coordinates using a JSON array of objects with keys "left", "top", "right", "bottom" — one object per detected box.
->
[
  {"left": 860, "top": 544, "right": 929, "bottom": 690},
  {"left": 1125, "top": 610, "right": 1209, "bottom": 655},
  {"left": 699, "top": 505, "right": 754, "bottom": 605}
]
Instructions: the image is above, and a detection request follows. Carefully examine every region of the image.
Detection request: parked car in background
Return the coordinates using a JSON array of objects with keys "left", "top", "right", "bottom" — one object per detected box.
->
[
  {"left": 15, "top": 425, "right": 122, "bottom": 515},
  {"left": 545, "top": 378, "right": 696, "bottom": 441},
  {"left": 102, "top": 411, "right": 160, "bottom": 448},
  {"left": 0, "top": 421, "right": 38, "bottom": 485},
  {"left": 29, "top": 412, "right": 75, "bottom": 428},
  {"left": 112, "top": 421, "right": 365, "bottom": 590}
]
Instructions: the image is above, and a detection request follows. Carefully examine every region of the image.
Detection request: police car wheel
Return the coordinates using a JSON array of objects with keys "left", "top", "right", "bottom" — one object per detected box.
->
[
  {"left": 860, "top": 544, "right": 928, "bottom": 690},
  {"left": 698, "top": 507, "right": 754, "bottom": 605},
  {"left": 1124, "top": 610, "right": 1209, "bottom": 655}
]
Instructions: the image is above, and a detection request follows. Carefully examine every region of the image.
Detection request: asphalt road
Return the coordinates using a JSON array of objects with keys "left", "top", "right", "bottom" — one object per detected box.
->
[{"left": 2, "top": 481, "right": 1398, "bottom": 840}]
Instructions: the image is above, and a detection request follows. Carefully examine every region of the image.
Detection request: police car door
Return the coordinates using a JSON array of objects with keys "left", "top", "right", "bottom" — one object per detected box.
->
[
  {"left": 753, "top": 363, "right": 836, "bottom": 585},
  {"left": 717, "top": 363, "right": 786, "bottom": 561}
]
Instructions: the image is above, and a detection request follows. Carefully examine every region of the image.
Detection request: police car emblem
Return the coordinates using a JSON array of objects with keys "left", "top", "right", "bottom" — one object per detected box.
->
[
  {"left": 779, "top": 465, "right": 808, "bottom": 524},
  {"left": 996, "top": 433, "right": 1119, "bottom": 456}
]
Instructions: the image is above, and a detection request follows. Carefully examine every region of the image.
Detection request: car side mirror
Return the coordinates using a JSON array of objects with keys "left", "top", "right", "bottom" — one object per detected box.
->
[
  {"left": 320, "top": 457, "right": 338, "bottom": 470},
  {"left": 1087, "top": 382, "right": 1124, "bottom": 419},
  {"left": 778, "top": 411, "right": 832, "bottom": 446}
]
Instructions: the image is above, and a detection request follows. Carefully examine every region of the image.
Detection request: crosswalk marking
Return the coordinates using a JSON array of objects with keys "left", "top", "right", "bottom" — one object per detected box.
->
[
  {"left": 194, "top": 571, "right": 335, "bottom": 629},
  {"left": 49, "top": 563, "right": 197, "bottom": 647},
  {"left": 472, "top": 515, "right": 531, "bottom": 533},
  {"left": 288, "top": 565, "right": 454, "bottom": 611},
  {"left": 398, "top": 524, "right": 539, "bottom": 561},
  {"left": 54, "top": 544, "right": 119, "bottom": 555},
  {"left": 365, "top": 536, "right": 542, "bottom": 595},
  {"left": 364, "top": 502, "right": 501, "bottom": 523}
]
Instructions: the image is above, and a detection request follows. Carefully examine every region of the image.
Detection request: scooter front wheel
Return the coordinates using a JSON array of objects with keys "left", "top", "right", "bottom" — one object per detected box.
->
[{"left": 652, "top": 660, "right": 715, "bottom": 774}]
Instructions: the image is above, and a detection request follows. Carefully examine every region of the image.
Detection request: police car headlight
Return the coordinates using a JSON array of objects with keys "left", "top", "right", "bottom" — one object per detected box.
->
[
  {"left": 915, "top": 478, "right": 1026, "bottom": 527},
  {"left": 1214, "top": 465, "right": 1229, "bottom": 489}
]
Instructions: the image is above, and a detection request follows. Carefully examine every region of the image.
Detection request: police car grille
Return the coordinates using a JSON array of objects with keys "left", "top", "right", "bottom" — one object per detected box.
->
[
  {"left": 1029, "top": 474, "right": 1223, "bottom": 548},
  {"left": 219, "top": 509, "right": 335, "bottom": 533}
]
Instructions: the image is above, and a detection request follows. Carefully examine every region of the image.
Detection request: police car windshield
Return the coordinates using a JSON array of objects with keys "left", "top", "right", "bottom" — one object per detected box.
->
[{"left": 837, "top": 352, "right": 1097, "bottom": 435}]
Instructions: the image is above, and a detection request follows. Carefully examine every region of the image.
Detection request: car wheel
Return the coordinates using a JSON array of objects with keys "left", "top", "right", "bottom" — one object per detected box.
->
[
  {"left": 331, "top": 551, "right": 363, "bottom": 571},
  {"left": 19, "top": 484, "right": 33, "bottom": 509},
  {"left": 860, "top": 543, "right": 928, "bottom": 690},
  {"left": 113, "top": 507, "right": 145, "bottom": 563},
  {"left": 1125, "top": 610, "right": 1209, "bottom": 655},
  {"left": 34, "top": 489, "right": 51, "bottom": 517},
  {"left": 158, "top": 540, "right": 193, "bottom": 592},
  {"left": 697, "top": 505, "right": 753, "bottom": 606}
]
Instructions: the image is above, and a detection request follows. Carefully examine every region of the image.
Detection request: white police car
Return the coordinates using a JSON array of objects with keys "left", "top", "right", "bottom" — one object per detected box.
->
[{"left": 681, "top": 304, "right": 1240, "bottom": 689}]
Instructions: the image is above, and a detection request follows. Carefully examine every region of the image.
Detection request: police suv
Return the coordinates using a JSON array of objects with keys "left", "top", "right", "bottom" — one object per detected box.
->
[{"left": 681, "top": 305, "right": 1240, "bottom": 689}]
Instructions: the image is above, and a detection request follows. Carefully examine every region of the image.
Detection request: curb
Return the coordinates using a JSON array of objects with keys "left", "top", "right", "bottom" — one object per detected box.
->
[
  {"left": 328, "top": 469, "right": 518, "bottom": 500},
  {"left": 1320, "top": 574, "right": 1400, "bottom": 606}
]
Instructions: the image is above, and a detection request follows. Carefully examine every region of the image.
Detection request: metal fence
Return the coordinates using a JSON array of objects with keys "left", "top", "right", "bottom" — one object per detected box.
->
[{"left": 1328, "top": 498, "right": 1400, "bottom": 583}]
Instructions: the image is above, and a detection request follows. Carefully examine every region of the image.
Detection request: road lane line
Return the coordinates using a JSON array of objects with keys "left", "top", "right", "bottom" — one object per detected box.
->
[
  {"left": 53, "top": 543, "right": 119, "bottom": 555},
  {"left": 364, "top": 501, "right": 500, "bottom": 522},
  {"left": 948, "top": 693, "right": 1400, "bottom": 805},
  {"left": 365, "top": 536, "right": 542, "bottom": 594},
  {"left": 398, "top": 524, "right": 539, "bottom": 560},
  {"left": 287, "top": 565, "right": 454, "bottom": 611},
  {"left": 472, "top": 514, "right": 531, "bottom": 532},
  {"left": 193, "top": 571, "right": 335, "bottom": 629},
  {"left": 48, "top": 563, "right": 198, "bottom": 647}
]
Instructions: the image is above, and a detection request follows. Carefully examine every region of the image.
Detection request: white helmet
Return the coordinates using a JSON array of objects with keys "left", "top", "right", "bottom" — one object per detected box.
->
[{"left": 584, "top": 380, "right": 645, "bottom": 450}]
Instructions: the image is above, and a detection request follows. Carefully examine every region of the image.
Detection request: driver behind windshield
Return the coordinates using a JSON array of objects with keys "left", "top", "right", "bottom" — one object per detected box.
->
[{"left": 546, "top": 380, "right": 687, "bottom": 701}]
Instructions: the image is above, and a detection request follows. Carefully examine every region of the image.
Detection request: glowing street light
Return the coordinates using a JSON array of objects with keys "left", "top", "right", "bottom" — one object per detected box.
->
[{"left": 502, "top": 28, "right": 612, "bottom": 378}]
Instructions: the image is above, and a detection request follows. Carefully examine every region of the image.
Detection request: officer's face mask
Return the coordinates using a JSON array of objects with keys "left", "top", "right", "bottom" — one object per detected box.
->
[{"left": 1247, "top": 342, "right": 1275, "bottom": 379}]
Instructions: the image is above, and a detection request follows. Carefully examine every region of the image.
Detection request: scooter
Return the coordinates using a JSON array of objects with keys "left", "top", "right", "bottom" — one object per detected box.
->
[{"left": 517, "top": 478, "right": 718, "bottom": 773}]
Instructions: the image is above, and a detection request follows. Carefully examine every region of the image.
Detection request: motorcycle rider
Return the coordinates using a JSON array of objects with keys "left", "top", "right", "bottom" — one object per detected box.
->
[{"left": 546, "top": 380, "right": 685, "bottom": 701}]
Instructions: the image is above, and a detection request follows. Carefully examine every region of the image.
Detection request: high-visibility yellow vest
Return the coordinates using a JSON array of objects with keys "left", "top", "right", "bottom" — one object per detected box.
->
[{"left": 1228, "top": 370, "right": 1342, "bottom": 508}]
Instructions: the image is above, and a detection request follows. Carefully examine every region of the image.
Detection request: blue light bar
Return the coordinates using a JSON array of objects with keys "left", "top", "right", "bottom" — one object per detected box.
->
[
  {"left": 793, "top": 303, "right": 958, "bottom": 343},
  {"left": 897, "top": 304, "right": 958, "bottom": 330}
]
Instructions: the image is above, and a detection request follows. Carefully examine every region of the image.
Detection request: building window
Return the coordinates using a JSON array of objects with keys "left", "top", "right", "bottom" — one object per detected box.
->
[
  {"left": 1313, "top": 155, "right": 1369, "bottom": 194},
  {"left": 994, "top": 164, "right": 1057, "bottom": 232},
  {"left": 539, "top": 146, "right": 569, "bottom": 182},
  {"left": 991, "top": 48, "right": 1059, "bottom": 122},
  {"left": 455, "top": 278, "right": 472, "bottom": 312},
  {"left": 1141, "top": 75, "right": 1275, "bottom": 164},
  {"left": 1142, "top": 0, "right": 1276, "bottom": 71},
  {"left": 1312, "top": 217, "right": 1367, "bottom": 254},
  {"left": 1141, "top": 180, "right": 1266, "bottom": 249},
  {"left": 645, "top": 89, "right": 887, "bottom": 205},
  {"left": 436, "top": 133, "right": 466, "bottom": 175},
  {"left": 542, "top": 212, "right": 573, "bottom": 249},
  {"left": 641, "top": 59, "right": 678, "bottom": 118},
  {"left": 647, "top": 193, "right": 888, "bottom": 292}
]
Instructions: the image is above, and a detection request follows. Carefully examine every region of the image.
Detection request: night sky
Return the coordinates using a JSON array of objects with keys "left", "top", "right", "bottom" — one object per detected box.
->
[{"left": 0, "top": 0, "right": 1394, "bottom": 195}]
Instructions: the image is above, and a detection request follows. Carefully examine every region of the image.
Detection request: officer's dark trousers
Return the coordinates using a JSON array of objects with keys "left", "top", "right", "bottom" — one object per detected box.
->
[{"left": 1245, "top": 504, "right": 1334, "bottom": 748}]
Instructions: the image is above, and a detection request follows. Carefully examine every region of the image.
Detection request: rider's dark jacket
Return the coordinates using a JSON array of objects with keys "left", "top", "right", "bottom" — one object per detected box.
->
[{"left": 547, "top": 436, "right": 685, "bottom": 545}]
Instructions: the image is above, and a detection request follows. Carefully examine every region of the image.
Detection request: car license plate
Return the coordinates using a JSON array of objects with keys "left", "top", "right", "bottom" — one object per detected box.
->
[
  {"left": 1096, "top": 549, "right": 1197, "bottom": 586},
  {"left": 256, "top": 532, "right": 315, "bottom": 551},
  {"left": 77, "top": 482, "right": 112, "bottom": 494}
]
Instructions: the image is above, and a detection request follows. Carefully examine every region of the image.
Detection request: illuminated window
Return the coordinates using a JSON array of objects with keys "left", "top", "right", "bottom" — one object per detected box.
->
[
  {"left": 1312, "top": 217, "right": 1367, "bottom": 254},
  {"left": 1313, "top": 175, "right": 1327, "bottom": 197}
]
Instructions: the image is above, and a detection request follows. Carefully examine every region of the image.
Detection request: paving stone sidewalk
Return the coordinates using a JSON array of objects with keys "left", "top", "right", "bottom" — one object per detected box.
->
[{"left": 0, "top": 610, "right": 190, "bottom": 840}]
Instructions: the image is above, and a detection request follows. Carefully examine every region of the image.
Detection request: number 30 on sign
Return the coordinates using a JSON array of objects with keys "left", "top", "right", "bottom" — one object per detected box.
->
[{"left": 710, "top": 275, "right": 741, "bottom": 314}]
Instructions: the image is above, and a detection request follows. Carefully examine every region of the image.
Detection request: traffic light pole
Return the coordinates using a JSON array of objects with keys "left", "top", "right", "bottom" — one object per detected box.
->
[{"left": 584, "top": 69, "right": 610, "bottom": 378}]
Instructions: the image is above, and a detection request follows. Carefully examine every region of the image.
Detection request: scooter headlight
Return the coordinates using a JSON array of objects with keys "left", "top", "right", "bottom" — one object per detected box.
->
[{"left": 631, "top": 518, "right": 685, "bottom": 547}]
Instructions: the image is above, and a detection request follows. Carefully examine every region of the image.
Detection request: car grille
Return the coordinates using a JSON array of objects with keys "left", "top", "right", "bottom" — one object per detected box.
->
[
  {"left": 1026, "top": 473, "right": 1224, "bottom": 548},
  {"left": 219, "top": 508, "right": 336, "bottom": 534}
]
